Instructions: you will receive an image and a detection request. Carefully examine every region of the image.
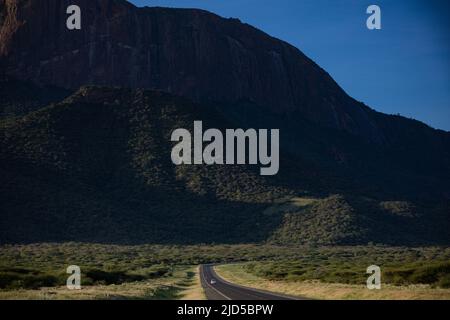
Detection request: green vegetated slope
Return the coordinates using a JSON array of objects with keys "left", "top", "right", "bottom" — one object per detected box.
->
[
  {"left": 0, "top": 85, "right": 287, "bottom": 244},
  {"left": 0, "top": 76, "right": 70, "bottom": 118},
  {"left": 267, "top": 196, "right": 449, "bottom": 245},
  {"left": 0, "top": 81, "right": 449, "bottom": 245}
]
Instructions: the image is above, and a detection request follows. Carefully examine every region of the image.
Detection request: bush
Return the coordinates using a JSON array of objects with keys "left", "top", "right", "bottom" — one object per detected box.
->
[
  {"left": 85, "top": 269, "right": 145, "bottom": 285},
  {"left": 437, "top": 275, "right": 450, "bottom": 288},
  {"left": 0, "top": 270, "right": 58, "bottom": 289}
]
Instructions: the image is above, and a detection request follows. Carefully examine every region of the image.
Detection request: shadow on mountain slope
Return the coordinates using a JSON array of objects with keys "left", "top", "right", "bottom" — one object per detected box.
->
[{"left": 0, "top": 82, "right": 449, "bottom": 245}]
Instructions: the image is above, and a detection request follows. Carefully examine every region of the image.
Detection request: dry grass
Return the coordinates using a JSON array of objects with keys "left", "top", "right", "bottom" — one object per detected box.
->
[
  {"left": 0, "top": 282, "right": 157, "bottom": 300},
  {"left": 180, "top": 266, "right": 206, "bottom": 300},
  {"left": 214, "top": 264, "right": 450, "bottom": 300},
  {"left": 0, "top": 266, "right": 204, "bottom": 300}
]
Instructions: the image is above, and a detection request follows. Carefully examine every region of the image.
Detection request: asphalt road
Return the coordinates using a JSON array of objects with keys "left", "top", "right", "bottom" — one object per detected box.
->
[{"left": 200, "top": 264, "right": 301, "bottom": 300}]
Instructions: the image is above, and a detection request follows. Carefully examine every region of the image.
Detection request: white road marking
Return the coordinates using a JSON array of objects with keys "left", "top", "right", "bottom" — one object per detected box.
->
[{"left": 202, "top": 265, "right": 232, "bottom": 300}]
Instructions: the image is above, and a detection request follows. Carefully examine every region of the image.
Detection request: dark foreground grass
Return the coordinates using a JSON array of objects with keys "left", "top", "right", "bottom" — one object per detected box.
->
[{"left": 0, "top": 264, "right": 171, "bottom": 290}]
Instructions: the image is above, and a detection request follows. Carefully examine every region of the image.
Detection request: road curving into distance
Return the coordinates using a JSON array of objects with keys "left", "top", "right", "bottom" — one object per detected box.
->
[{"left": 200, "top": 264, "right": 304, "bottom": 300}]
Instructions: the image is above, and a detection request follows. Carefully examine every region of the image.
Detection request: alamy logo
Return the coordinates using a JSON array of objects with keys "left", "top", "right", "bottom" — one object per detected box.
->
[
  {"left": 366, "top": 265, "right": 381, "bottom": 289},
  {"left": 171, "top": 121, "right": 279, "bottom": 176},
  {"left": 66, "top": 5, "right": 81, "bottom": 30},
  {"left": 366, "top": 5, "right": 381, "bottom": 30},
  {"left": 66, "top": 265, "right": 81, "bottom": 290}
]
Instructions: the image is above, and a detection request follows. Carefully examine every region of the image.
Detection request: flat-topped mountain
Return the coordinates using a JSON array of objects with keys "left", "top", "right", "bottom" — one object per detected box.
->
[
  {"left": 0, "top": 0, "right": 449, "bottom": 245},
  {"left": 0, "top": 0, "right": 393, "bottom": 142}
]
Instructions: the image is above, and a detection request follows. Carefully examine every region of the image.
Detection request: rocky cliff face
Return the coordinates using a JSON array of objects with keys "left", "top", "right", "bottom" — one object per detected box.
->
[{"left": 0, "top": 0, "right": 384, "bottom": 141}]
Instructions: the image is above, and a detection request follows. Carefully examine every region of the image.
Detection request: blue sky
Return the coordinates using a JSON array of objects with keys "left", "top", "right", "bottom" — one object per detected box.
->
[{"left": 130, "top": 0, "right": 450, "bottom": 131}]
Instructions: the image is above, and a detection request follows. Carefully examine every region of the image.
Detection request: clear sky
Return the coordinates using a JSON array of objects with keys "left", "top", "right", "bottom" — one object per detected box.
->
[{"left": 130, "top": 0, "right": 450, "bottom": 131}]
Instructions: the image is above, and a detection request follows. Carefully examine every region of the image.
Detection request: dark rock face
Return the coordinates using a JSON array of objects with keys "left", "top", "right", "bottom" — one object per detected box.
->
[{"left": 0, "top": 0, "right": 383, "bottom": 141}]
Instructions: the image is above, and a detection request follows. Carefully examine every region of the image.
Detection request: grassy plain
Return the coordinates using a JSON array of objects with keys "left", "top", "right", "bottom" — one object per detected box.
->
[
  {"left": 215, "top": 264, "right": 450, "bottom": 300},
  {"left": 1, "top": 243, "right": 449, "bottom": 299}
]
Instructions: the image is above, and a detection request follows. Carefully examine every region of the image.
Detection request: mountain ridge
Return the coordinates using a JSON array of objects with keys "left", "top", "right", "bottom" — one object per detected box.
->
[
  {"left": 1, "top": 83, "right": 449, "bottom": 245},
  {"left": 0, "top": 0, "right": 449, "bottom": 245},
  {"left": 0, "top": 87, "right": 448, "bottom": 245}
]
